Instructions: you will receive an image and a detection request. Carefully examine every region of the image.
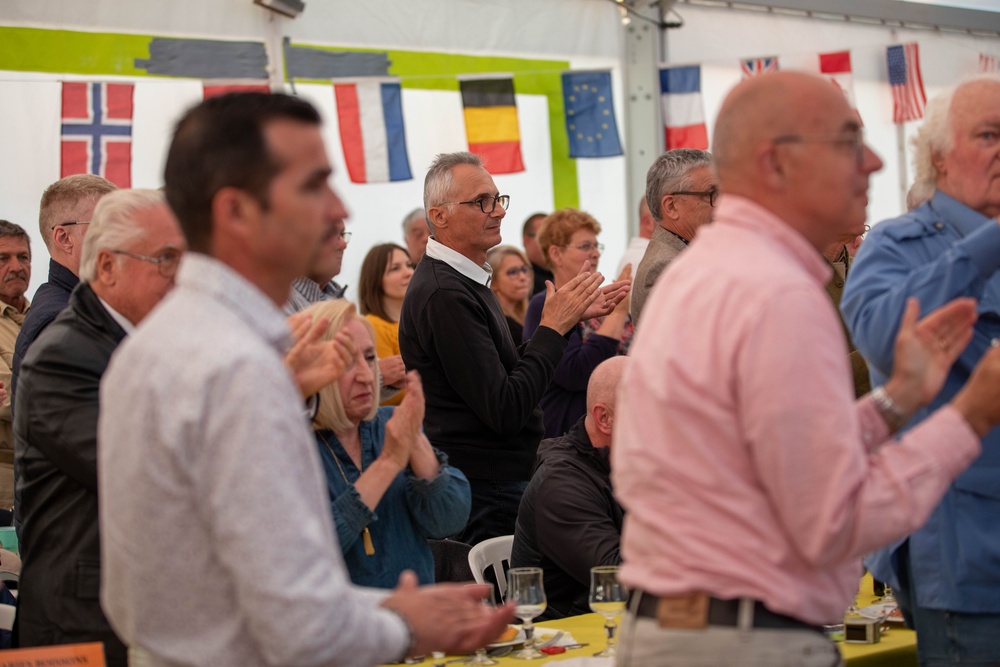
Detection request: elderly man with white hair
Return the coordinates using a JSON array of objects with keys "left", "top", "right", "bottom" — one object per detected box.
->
[
  {"left": 842, "top": 73, "right": 1000, "bottom": 665},
  {"left": 14, "top": 189, "right": 184, "bottom": 665}
]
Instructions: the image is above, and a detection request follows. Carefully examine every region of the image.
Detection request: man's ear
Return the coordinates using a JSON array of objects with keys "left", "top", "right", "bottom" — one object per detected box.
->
[
  {"left": 50, "top": 226, "right": 74, "bottom": 255},
  {"left": 593, "top": 403, "right": 614, "bottom": 436},
  {"left": 759, "top": 143, "right": 786, "bottom": 190},
  {"left": 94, "top": 248, "right": 118, "bottom": 287},
  {"left": 660, "top": 194, "right": 679, "bottom": 221},
  {"left": 212, "top": 186, "right": 259, "bottom": 242},
  {"left": 426, "top": 205, "right": 448, "bottom": 231}
]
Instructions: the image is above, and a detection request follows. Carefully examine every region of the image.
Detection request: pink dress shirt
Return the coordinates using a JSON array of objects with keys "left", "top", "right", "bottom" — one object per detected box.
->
[{"left": 613, "top": 195, "right": 980, "bottom": 626}]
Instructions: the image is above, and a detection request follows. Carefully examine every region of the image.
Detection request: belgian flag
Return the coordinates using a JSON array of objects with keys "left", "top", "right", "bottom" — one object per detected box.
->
[{"left": 460, "top": 77, "right": 525, "bottom": 174}]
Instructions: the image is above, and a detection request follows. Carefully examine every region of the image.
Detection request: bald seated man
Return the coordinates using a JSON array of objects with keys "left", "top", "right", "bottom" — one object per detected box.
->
[
  {"left": 613, "top": 71, "right": 1000, "bottom": 665},
  {"left": 510, "top": 356, "right": 626, "bottom": 620}
]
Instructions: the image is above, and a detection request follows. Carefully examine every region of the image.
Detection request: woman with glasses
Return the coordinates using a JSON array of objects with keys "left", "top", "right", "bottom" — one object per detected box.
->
[
  {"left": 486, "top": 245, "right": 533, "bottom": 344},
  {"left": 306, "top": 299, "right": 470, "bottom": 588},
  {"left": 523, "top": 208, "right": 633, "bottom": 438},
  {"left": 358, "top": 243, "right": 413, "bottom": 406}
]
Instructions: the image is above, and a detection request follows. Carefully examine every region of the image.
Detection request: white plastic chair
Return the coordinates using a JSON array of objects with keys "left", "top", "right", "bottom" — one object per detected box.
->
[{"left": 467, "top": 535, "right": 514, "bottom": 601}]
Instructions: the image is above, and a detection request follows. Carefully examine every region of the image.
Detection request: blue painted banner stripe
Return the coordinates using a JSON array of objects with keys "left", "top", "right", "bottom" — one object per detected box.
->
[
  {"left": 660, "top": 66, "right": 701, "bottom": 94},
  {"left": 380, "top": 82, "right": 412, "bottom": 182}
]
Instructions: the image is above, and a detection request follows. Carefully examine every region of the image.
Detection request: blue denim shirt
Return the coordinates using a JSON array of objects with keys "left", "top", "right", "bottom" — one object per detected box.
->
[
  {"left": 842, "top": 191, "right": 1000, "bottom": 612},
  {"left": 315, "top": 407, "right": 471, "bottom": 588}
]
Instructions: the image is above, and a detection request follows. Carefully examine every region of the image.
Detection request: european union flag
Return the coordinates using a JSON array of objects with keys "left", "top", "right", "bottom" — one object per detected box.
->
[{"left": 562, "top": 71, "right": 623, "bottom": 158}]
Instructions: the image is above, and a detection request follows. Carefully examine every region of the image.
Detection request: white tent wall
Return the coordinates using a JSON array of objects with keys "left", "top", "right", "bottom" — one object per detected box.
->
[
  {"left": 0, "top": 0, "right": 627, "bottom": 302},
  {"left": 665, "top": 2, "right": 1000, "bottom": 230},
  {"left": 1, "top": 0, "right": 998, "bottom": 301}
]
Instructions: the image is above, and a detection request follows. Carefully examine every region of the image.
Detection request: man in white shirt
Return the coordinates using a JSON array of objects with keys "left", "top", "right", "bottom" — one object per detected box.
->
[{"left": 98, "top": 93, "right": 511, "bottom": 667}]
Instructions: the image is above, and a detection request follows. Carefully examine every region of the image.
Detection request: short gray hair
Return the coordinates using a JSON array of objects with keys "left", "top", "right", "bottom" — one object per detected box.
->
[
  {"left": 401, "top": 207, "right": 428, "bottom": 233},
  {"left": 644, "top": 149, "right": 712, "bottom": 222},
  {"left": 423, "top": 152, "right": 483, "bottom": 227},
  {"left": 910, "top": 74, "right": 1000, "bottom": 200},
  {"left": 80, "top": 189, "right": 165, "bottom": 283}
]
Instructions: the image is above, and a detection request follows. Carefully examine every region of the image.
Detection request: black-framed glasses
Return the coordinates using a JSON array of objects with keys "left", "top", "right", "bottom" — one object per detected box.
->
[
  {"left": 773, "top": 131, "right": 866, "bottom": 166},
  {"left": 441, "top": 194, "right": 510, "bottom": 214},
  {"left": 504, "top": 265, "right": 531, "bottom": 278},
  {"left": 562, "top": 241, "right": 604, "bottom": 254},
  {"left": 58, "top": 221, "right": 91, "bottom": 227},
  {"left": 670, "top": 189, "right": 718, "bottom": 207},
  {"left": 112, "top": 249, "right": 182, "bottom": 277}
]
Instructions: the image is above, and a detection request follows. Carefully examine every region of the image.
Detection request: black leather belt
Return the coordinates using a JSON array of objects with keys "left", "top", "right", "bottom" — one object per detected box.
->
[{"left": 632, "top": 591, "right": 823, "bottom": 634}]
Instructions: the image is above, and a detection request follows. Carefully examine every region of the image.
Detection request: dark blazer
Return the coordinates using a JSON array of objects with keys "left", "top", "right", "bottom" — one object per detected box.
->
[{"left": 14, "top": 283, "right": 127, "bottom": 665}]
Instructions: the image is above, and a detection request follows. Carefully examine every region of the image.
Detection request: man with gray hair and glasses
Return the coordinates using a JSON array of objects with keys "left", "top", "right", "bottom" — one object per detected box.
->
[
  {"left": 842, "top": 73, "right": 1000, "bottom": 664},
  {"left": 11, "top": 174, "right": 116, "bottom": 405},
  {"left": 14, "top": 189, "right": 184, "bottom": 665},
  {"left": 399, "top": 151, "right": 629, "bottom": 545},
  {"left": 630, "top": 148, "right": 715, "bottom": 326}
]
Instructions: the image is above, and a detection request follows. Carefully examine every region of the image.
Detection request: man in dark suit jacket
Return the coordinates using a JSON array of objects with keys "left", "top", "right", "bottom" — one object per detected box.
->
[
  {"left": 14, "top": 189, "right": 185, "bottom": 665},
  {"left": 631, "top": 149, "right": 716, "bottom": 327}
]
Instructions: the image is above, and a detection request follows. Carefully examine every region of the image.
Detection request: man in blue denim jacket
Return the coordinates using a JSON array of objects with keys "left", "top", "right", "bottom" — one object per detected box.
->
[{"left": 842, "top": 73, "right": 1000, "bottom": 665}]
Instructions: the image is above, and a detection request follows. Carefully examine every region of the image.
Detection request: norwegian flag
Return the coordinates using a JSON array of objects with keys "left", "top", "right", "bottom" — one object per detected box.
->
[
  {"left": 740, "top": 57, "right": 779, "bottom": 79},
  {"left": 887, "top": 44, "right": 926, "bottom": 124},
  {"left": 980, "top": 53, "right": 999, "bottom": 73},
  {"left": 61, "top": 82, "right": 134, "bottom": 187}
]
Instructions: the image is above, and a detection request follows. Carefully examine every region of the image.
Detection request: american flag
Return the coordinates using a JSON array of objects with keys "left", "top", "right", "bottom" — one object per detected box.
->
[
  {"left": 980, "top": 53, "right": 999, "bottom": 73},
  {"left": 887, "top": 44, "right": 926, "bottom": 124},
  {"left": 740, "top": 57, "right": 779, "bottom": 79},
  {"left": 61, "top": 82, "right": 133, "bottom": 187}
]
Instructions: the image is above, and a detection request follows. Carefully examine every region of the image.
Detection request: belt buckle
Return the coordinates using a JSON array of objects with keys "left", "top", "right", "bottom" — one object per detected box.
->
[{"left": 655, "top": 592, "right": 710, "bottom": 630}]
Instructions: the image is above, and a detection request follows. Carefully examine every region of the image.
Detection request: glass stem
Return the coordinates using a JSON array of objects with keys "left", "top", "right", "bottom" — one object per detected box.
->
[
  {"left": 523, "top": 620, "right": 535, "bottom": 648},
  {"left": 605, "top": 619, "right": 618, "bottom": 649}
]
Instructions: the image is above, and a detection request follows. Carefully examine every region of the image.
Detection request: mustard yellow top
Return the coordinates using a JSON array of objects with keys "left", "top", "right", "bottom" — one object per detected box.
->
[{"left": 365, "top": 313, "right": 405, "bottom": 406}]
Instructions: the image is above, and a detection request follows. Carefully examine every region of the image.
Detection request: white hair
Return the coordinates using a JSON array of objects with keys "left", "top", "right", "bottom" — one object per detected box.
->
[
  {"left": 80, "top": 189, "right": 165, "bottom": 283},
  {"left": 422, "top": 152, "right": 482, "bottom": 229},
  {"left": 911, "top": 73, "right": 1000, "bottom": 200}
]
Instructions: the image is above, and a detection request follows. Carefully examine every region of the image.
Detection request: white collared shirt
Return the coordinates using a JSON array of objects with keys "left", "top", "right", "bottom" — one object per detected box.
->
[
  {"left": 425, "top": 237, "right": 493, "bottom": 287},
  {"left": 97, "top": 295, "right": 135, "bottom": 335}
]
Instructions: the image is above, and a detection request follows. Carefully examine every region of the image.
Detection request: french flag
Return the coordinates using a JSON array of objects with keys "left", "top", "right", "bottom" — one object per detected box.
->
[
  {"left": 659, "top": 65, "right": 708, "bottom": 150},
  {"left": 333, "top": 80, "right": 412, "bottom": 184},
  {"left": 61, "top": 82, "right": 133, "bottom": 188}
]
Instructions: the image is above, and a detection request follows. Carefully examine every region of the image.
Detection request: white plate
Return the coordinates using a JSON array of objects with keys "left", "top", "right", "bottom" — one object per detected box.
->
[{"left": 486, "top": 627, "right": 525, "bottom": 649}]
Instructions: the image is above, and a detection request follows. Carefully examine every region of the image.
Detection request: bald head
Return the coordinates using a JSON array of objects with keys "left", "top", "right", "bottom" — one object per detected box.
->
[
  {"left": 585, "top": 356, "right": 628, "bottom": 448},
  {"left": 712, "top": 71, "right": 882, "bottom": 251}
]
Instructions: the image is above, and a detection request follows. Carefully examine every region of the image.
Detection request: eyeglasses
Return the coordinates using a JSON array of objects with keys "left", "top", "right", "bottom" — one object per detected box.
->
[
  {"left": 670, "top": 189, "right": 719, "bottom": 207},
  {"left": 440, "top": 194, "right": 511, "bottom": 214},
  {"left": 58, "top": 221, "right": 91, "bottom": 227},
  {"left": 772, "top": 131, "right": 866, "bottom": 166},
  {"left": 562, "top": 241, "right": 604, "bottom": 254},
  {"left": 337, "top": 231, "right": 353, "bottom": 244},
  {"left": 112, "top": 249, "right": 183, "bottom": 277},
  {"left": 504, "top": 265, "right": 531, "bottom": 278}
]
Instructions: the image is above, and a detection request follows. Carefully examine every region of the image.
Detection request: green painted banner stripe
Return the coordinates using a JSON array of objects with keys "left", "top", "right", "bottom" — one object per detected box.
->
[{"left": 0, "top": 25, "right": 580, "bottom": 208}]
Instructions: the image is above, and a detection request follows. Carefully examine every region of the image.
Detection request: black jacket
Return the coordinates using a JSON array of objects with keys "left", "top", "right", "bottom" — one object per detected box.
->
[
  {"left": 399, "top": 256, "right": 567, "bottom": 482},
  {"left": 14, "top": 283, "right": 127, "bottom": 665},
  {"left": 510, "top": 417, "right": 624, "bottom": 620}
]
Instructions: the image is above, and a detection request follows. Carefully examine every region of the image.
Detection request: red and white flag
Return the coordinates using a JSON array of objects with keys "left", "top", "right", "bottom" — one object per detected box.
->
[
  {"left": 980, "top": 53, "right": 999, "bottom": 73},
  {"left": 203, "top": 80, "right": 270, "bottom": 99},
  {"left": 887, "top": 43, "right": 926, "bottom": 124},
  {"left": 60, "top": 82, "right": 133, "bottom": 188},
  {"left": 782, "top": 50, "right": 855, "bottom": 106}
]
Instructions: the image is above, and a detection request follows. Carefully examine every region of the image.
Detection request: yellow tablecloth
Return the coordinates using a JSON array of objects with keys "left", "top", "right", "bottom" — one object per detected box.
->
[{"left": 394, "top": 576, "right": 917, "bottom": 666}]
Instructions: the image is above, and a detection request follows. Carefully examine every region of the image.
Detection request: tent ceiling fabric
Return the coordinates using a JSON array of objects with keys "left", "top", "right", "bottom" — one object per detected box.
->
[{"left": 671, "top": 0, "right": 1000, "bottom": 33}]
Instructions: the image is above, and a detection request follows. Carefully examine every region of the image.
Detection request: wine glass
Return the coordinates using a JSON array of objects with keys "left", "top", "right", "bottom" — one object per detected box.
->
[
  {"left": 467, "top": 591, "right": 499, "bottom": 666},
  {"left": 507, "top": 567, "right": 547, "bottom": 660},
  {"left": 589, "top": 565, "right": 628, "bottom": 658}
]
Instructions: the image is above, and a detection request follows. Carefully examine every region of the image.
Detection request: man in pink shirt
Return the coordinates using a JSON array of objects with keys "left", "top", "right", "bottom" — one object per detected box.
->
[{"left": 613, "top": 71, "right": 1000, "bottom": 665}]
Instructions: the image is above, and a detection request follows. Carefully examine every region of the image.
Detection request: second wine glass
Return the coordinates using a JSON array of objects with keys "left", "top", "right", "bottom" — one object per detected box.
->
[
  {"left": 589, "top": 565, "right": 628, "bottom": 658},
  {"left": 507, "top": 567, "right": 547, "bottom": 660}
]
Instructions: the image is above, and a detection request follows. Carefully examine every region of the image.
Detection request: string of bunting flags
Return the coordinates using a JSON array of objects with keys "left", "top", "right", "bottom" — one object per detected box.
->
[{"left": 54, "top": 41, "right": 999, "bottom": 186}]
